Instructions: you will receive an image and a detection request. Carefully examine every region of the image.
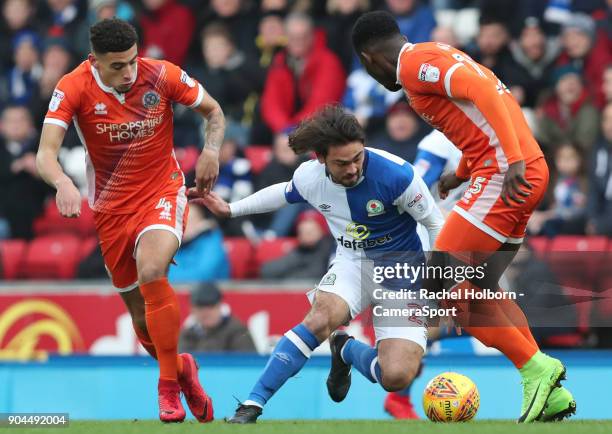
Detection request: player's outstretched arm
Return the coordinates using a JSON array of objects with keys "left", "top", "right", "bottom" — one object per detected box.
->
[
  {"left": 187, "top": 190, "right": 231, "bottom": 218},
  {"left": 188, "top": 182, "right": 290, "bottom": 218},
  {"left": 192, "top": 87, "right": 226, "bottom": 195},
  {"left": 36, "top": 123, "right": 81, "bottom": 218}
]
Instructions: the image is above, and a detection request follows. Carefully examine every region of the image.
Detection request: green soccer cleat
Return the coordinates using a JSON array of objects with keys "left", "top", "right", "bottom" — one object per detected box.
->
[
  {"left": 518, "top": 351, "right": 566, "bottom": 423},
  {"left": 539, "top": 386, "right": 576, "bottom": 422}
]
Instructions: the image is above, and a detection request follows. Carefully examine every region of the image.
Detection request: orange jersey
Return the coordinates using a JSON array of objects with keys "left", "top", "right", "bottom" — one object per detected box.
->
[
  {"left": 397, "top": 42, "right": 543, "bottom": 178},
  {"left": 44, "top": 58, "right": 204, "bottom": 214}
]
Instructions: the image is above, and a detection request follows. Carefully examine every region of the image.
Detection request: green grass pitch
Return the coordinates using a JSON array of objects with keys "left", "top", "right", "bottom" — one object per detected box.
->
[{"left": 12, "top": 420, "right": 612, "bottom": 434}]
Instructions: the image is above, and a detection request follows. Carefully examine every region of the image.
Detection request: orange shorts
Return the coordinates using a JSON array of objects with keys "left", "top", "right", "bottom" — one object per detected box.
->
[
  {"left": 94, "top": 182, "right": 189, "bottom": 291},
  {"left": 436, "top": 157, "right": 549, "bottom": 251}
]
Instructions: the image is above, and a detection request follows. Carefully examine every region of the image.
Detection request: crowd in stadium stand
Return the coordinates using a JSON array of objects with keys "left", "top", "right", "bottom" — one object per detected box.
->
[{"left": 0, "top": 0, "right": 611, "bottom": 286}]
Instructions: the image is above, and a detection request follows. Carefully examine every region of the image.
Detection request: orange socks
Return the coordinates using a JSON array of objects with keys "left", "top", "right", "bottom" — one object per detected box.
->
[
  {"left": 139, "top": 277, "right": 181, "bottom": 381},
  {"left": 133, "top": 319, "right": 184, "bottom": 375},
  {"left": 450, "top": 281, "right": 539, "bottom": 368}
]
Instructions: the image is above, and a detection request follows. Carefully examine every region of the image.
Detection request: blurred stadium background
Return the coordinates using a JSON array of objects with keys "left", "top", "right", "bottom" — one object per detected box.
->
[{"left": 0, "top": 0, "right": 611, "bottom": 423}]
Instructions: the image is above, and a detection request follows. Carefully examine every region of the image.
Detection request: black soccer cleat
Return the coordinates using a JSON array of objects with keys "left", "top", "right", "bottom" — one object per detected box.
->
[
  {"left": 327, "top": 330, "right": 353, "bottom": 402},
  {"left": 225, "top": 404, "right": 262, "bottom": 424}
]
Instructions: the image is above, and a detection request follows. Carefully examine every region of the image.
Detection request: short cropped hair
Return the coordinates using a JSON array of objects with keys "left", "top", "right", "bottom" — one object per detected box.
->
[
  {"left": 90, "top": 18, "right": 138, "bottom": 54},
  {"left": 352, "top": 11, "right": 401, "bottom": 53},
  {"left": 288, "top": 105, "right": 365, "bottom": 156}
]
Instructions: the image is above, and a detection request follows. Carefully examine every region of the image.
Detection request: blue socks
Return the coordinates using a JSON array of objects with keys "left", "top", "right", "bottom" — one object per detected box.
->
[
  {"left": 245, "top": 324, "right": 319, "bottom": 407},
  {"left": 341, "top": 338, "right": 382, "bottom": 384}
]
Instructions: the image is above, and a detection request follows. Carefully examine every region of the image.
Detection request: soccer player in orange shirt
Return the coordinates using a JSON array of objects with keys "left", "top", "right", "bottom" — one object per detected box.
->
[
  {"left": 36, "top": 19, "right": 223, "bottom": 423},
  {"left": 351, "top": 11, "right": 575, "bottom": 422}
]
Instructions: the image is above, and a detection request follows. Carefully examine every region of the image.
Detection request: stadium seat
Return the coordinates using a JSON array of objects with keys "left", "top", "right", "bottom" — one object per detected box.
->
[
  {"left": 549, "top": 236, "right": 608, "bottom": 252},
  {"left": 174, "top": 145, "right": 200, "bottom": 174},
  {"left": 560, "top": 285, "right": 594, "bottom": 334},
  {"left": 548, "top": 236, "right": 608, "bottom": 290},
  {"left": 526, "top": 236, "right": 549, "bottom": 256},
  {"left": 244, "top": 146, "right": 272, "bottom": 175},
  {"left": 0, "top": 239, "right": 27, "bottom": 280},
  {"left": 254, "top": 238, "right": 299, "bottom": 266},
  {"left": 223, "top": 237, "right": 256, "bottom": 279},
  {"left": 20, "top": 234, "right": 81, "bottom": 280},
  {"left": 33, "top": 199, "right": 95, "bottom": 237}
]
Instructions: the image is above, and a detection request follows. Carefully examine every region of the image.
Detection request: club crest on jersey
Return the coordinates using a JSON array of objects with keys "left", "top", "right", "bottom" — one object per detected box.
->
[
  {"left": 94, "top": 102, "right": 107, "bottom": 115},
  {"left": 366, "top": 199, "right": 385, "bottom": 217},
  {"left": 142, "top": 91, "right": 160, "bottom": 109},
  {"left": 49, "top": 89, "right": 64, "bottom": 112},
  {"left": 418, "top": 63, "right": 440, "bottom": 83}
]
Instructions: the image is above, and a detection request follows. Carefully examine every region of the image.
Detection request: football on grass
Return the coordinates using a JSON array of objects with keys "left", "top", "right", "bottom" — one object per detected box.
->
[{"left": 423, "top": 372, "right": 480, "bottom": 422}]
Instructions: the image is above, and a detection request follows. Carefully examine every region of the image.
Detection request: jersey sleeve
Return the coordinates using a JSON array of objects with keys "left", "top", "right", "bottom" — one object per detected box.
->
[
  {"left": 400, "top": 49, "right": 523, "bottom": 166},
  {"left": 394, "top": 170, "right": 435, "bottom": 222},
  {"left": 43, "top": 74, "right": 80, "bottom": 130},
  {"left": 398, "top": 49, "right": 456, "bottom": 98},
  {"left": 284, "top": 162, "right": 311, "bottom": 204},
  {"left": 162, "top": 61, "right": 204, "bottom": 108}
]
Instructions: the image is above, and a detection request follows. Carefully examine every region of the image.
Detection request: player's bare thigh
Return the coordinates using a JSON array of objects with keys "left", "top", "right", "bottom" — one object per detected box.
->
[
  {"left": 135, "top": 229, "right": 180, "bottom": 284},
  {"left": 377, "top": 338, "right": 424, "bottom": 392},
  {"left": 303, "top": 291, "right": 351, "bottom": 342}
]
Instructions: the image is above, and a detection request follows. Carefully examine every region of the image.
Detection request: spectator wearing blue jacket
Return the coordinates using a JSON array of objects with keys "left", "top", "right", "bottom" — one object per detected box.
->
[
  {"left": 169, "top": 203, "right": 230, "bottom": 283},
  {"left": 386, "top": 0, "right": 436, "bottom": 44}
]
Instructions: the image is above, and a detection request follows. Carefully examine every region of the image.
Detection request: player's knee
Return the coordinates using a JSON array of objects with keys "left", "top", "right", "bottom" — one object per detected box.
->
[
  {"left": 380, "top": 365, "right": 418, "bottom": 392},
  {"left": 137, "top": 263, "right": 166, "bottom": 285},
  {"left": 302, "top": 310, "right": 333, "bottom": 340}
]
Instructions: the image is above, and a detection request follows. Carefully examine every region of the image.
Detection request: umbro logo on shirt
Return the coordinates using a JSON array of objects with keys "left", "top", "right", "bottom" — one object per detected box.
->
[
  {"left": 94, "top": 102, "right": 107, "bottom": 115},
  {"left": 318, "top": 204, "right": 332, "bottom": 212}
]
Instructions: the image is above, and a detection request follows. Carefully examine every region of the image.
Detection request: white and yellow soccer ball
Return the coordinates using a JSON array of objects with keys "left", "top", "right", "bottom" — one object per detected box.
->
[{"left": 422, "top": 372, "right": 480, "bottom": 422}]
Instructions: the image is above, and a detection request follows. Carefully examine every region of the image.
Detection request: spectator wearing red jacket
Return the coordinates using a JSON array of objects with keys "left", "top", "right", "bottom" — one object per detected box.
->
[
  {"left": 139, "top": 0, "right": 194, "bottom": 66},
  {"left": 261, "top": 13, "right": 346, "bottom": 134},
  {"left": 556, "top": 12, "right": 611, "bottom": 109}
]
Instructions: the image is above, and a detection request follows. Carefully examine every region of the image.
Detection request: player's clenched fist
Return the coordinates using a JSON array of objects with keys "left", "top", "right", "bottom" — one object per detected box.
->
[
  {"left": 195, "top": 148, "right": 220, "bottom": 194},
  {"left": 187, "top": 189, "right": 231, "bottom": 218},
  {"left": 55, "top": 177, "right": 81, "bottom": 218}
]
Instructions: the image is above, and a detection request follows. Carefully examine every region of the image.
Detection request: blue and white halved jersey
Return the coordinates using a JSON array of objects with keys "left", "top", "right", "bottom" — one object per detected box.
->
[{"left": 285, "top": 147, "right": 435, "bottom": 260}]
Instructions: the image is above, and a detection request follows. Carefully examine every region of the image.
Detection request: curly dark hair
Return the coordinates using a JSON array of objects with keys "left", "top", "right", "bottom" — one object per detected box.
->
[
  {"left": 352, "top": 11, "right": 401, "bottom": 54},
  {"left": 90, "top": 18, "right": 138, "bottom": 54},
  {"left": 288, "top": 105, "right": 365, "bottom": 157}
]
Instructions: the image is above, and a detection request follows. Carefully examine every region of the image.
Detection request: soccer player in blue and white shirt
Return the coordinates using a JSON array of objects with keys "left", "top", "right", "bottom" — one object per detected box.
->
[
  {"left": 414, "top": 129, "right": 465, "bottom": 251},
  {"left": 414, "top": 129, "right": 464, "bottom": 210},
  {"left": 190, "top": 106, "right": 444, "bottom": 423}
]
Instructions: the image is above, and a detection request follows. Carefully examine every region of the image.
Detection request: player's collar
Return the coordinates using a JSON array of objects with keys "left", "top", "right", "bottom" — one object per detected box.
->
[
  {"left": 396, "top": 42, "right": 414, "bottom": 85},
  {"left": 89, "top": 61, "right": 138, "bottom": 104}
]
